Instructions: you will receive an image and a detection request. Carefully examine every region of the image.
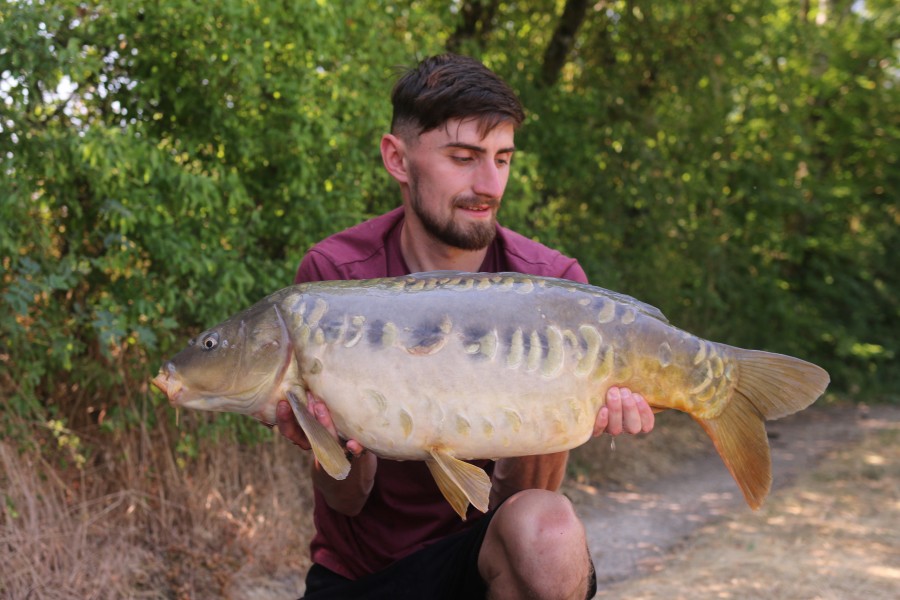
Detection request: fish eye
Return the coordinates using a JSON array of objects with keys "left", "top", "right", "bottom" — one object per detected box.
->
[{"left": 201, "top": 332, "right": 219, "bottom": 350}]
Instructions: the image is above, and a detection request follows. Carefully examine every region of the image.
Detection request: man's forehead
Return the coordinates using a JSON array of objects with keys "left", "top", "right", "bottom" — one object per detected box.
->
[{"left": 430, "top": 117, "right": 515, "bottom": 147}]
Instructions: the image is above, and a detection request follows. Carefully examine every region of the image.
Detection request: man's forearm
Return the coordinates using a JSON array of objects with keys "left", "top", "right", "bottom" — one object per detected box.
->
[
  {"left": 490, "top": 451, "right": 569, "bottom": 507},
  {"left": 312, "top": 453, "right": 378, "bottom": 516}
]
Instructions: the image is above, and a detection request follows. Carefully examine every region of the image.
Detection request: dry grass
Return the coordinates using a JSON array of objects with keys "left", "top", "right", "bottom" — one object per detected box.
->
[
  {"left": 593, "top": 415, "right": 900, "bottom": 599},
  {"left": 0, "top": 415, "right": 314, "bottom": 599},
  {"left": 3, "top": 406, "right": 897, "bottom": 599}
]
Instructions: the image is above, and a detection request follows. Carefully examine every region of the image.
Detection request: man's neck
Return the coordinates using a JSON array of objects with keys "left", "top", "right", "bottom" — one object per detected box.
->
[{"left": 399, "top": 220, "right": 489, "bottom": 273}]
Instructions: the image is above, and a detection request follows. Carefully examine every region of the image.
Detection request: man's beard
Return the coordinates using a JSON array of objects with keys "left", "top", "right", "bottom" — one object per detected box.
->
[{"left": 409, "top": 173, "right": 498, "bottom": 252}]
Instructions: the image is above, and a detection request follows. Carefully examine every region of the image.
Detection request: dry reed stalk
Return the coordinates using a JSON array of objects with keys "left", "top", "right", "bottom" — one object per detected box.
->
[{"left": 1, "top": 412, "right": 316, "bottom": 599}]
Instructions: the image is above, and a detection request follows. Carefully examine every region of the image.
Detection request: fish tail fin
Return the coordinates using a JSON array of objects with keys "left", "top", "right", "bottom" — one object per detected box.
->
[{"left": 695, "top": 347, "right": 830, "bottom": 509}]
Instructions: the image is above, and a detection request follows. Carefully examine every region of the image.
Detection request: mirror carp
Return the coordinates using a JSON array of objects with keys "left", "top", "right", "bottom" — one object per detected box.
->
[{"left": 152, "top": 271, "right": 830, "bottom": 518}]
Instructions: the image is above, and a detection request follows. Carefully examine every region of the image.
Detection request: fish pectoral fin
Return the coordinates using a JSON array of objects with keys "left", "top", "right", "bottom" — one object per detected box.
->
[
  {"left": 285, "top": 390, "right": 351, "bottom": 481},
  {"left": 426, "top": 448, "right": 491, "bottom": 520}
]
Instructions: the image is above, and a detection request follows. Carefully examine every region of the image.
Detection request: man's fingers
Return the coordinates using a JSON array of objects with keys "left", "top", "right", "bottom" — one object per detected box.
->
[
  {"left": 276, "top": 399, "right": 311, "bottom": 450},
  {"left": 620, "top": 388, "right": 643, "bottom": 434},
  {"left": 602, "top": 386, "right": 655, "bottom": 436},
  {"left": 593, "top": 405, "right": 609, "bottom": 437},
  {"left": 307, "top": 391, "right": 369, "bottom": 457},
  {"left": 605, "top": 386, "right": 624, "bottom": 435},
  {"left": 308, "top": 391, "right": 341, "bottom": 439},
  {"left": 635, "top": 394, "right": 655, "bottom": 433}
]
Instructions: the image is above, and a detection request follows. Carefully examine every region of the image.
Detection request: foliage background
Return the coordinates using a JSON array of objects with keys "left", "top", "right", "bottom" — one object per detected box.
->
[
  {"left": 3, "top": 0, "right": 896, "bottom": 430},
  {"left": 1, "top": 0, "right": 897, "bottom": 596}
]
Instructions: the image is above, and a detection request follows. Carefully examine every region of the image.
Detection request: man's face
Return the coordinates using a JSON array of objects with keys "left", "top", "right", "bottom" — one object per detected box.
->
[{"left": 405, "top": 118, "right": 515, "bottom": 251}]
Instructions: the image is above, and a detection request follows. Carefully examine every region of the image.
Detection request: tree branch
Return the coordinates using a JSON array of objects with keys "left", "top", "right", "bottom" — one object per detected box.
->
[
  {"left": 540, "top": 0, "right": 591, "bottom": 87},
  {"left": 447, "top": 0, "right": 500, "bottom": 53}
]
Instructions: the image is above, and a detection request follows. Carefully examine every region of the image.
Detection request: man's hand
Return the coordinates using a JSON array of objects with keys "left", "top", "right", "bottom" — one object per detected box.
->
[
  {"left": 593, "top": 386, "right": 655, "bottom": 437},
  {"left": 275, "top": 393, "right": 367, "bottom": 458},
  {"left": 275, "top": 392, "right": 375, "bottom": 516}
]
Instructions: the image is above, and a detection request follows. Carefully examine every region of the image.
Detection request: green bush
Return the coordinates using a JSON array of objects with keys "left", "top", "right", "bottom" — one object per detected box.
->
[{"left": 1, "top": 0, "right": 897, "bottom": 445}]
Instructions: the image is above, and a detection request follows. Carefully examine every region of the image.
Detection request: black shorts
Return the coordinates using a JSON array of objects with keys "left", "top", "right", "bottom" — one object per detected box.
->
[{"left": 300, "top": 508, "right": 597, "bottom": 600}]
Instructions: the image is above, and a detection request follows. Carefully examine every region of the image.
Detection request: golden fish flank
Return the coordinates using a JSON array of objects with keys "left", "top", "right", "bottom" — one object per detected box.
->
[{"left": 152, "top": 271, "right": 830, "bottom": 520}]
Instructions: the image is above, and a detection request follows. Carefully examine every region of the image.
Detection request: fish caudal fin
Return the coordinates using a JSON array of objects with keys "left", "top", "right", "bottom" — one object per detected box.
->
[
  {"left": 286, "top": 390, "right": 351, "bottom": 480},
  {"left": 696, "top": 347, "right": 830, "bottom": 509},
  {"left": 426, "top": 448, "right": 491, "bottom": 520}
]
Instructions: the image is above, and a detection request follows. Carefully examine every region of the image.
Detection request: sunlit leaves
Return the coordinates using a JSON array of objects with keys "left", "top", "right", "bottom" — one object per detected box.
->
[{"left": 1, "top": 0, "right": 897, "bottom": 437}]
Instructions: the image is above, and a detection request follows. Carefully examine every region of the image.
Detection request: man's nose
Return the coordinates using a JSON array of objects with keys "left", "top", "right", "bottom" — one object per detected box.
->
[{"left": 472, "top": 161, "right": 505, "bottom": 199}]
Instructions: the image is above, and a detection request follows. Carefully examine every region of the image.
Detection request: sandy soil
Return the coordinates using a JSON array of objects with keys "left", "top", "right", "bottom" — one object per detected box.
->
[
  {"left": 564, "top": 404, "right": 900, "bottom": 598},
  {"left": 262, "top": 403, "right": 899, "bottom": 599}
]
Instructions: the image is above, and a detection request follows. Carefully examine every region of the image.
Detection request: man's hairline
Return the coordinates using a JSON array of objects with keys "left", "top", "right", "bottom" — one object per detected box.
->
[{"left": 392, "top": 115, "right": 521, "bottom": 146}]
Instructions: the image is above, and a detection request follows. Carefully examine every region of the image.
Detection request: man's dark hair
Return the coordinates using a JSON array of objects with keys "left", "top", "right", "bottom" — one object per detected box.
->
[{"left": 390, "top": 54, "right": 525, "bottom": 139}]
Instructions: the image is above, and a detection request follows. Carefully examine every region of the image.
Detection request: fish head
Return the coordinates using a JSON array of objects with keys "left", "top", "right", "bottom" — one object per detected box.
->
[{"left": 152, "top": 300, "right": 293, "bottom": 425}]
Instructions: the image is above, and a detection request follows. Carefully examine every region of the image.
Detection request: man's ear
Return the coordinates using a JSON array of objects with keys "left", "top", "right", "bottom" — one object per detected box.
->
[{"left": 381, "top": 134, "right": 410, "bottom": 184}]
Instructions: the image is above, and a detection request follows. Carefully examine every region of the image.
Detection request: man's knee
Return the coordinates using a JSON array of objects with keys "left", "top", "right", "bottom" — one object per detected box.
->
[
  {"left": 498, "top": 489, "right": 584, "bottom": 547},
  {"left": 479, "top": 490, "right": 591, "bottom": 599}
]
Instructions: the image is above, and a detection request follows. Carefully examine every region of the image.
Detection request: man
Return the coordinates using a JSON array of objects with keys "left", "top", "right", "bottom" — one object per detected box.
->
[{"left": 276, "top": 54, "right": 655, "bottom": 600}]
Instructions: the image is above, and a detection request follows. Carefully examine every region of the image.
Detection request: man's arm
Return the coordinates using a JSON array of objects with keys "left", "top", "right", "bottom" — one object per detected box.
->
[
  {"left": 276, "top": 393, "right": 377, "bottom": 516},
  {"left": 276, "top": 252, "right": 379, "bottom": 516}
]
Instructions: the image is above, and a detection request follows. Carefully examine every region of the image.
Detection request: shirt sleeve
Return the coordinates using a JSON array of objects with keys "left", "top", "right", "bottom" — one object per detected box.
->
[
  {"left": 294, "top": 249, "right": 346, "bottom": 284},
  {"left": 558, "top": 260, "right": 589, "bottom": 285}
]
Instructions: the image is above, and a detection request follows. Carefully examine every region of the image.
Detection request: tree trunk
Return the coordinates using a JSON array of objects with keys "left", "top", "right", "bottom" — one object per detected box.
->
[{"left": 540, "top": 0, "right": 591, "bottom": 87}]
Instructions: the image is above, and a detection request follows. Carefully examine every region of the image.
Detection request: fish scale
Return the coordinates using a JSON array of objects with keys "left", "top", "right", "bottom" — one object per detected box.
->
[{"left": 152, "top": 271, "right": 829, "bottom": 518}]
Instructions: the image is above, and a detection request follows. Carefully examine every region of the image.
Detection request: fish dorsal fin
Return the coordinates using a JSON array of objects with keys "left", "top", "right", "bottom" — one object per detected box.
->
[
  {"left": 426, "top": 448, "right": 491, "bottom": 520},
  {"left": 495, "top": 271, "right": 670, "bottom": 324},
  {"left": 285, "top": 389, "right": 350, "bottom": 480},
  {"left": 385, "top": 271, "right": 669, "bottom": 324},
  {"left": 587, "top": 285, "right": 669, "bottom": 324}
]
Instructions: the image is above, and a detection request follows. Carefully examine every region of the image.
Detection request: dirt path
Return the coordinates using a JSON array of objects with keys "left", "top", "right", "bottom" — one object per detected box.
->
[{"left": 567, "top": 404, "right": 896, "bottom": 593}]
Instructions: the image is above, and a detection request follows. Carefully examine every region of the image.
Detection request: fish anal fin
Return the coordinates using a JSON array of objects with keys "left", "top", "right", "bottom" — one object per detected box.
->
[
  {"left": 696, "top": 393, "right": 771, "bottom": 509},
  {"left": 285, "top": 390, "right": 350, "bottom": 481},
  {"left": 426, "top": 448, "right": 491, "bottom": 520}
]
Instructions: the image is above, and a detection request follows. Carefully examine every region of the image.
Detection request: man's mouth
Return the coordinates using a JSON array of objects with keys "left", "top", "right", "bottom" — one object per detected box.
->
[{"left": 455, "top": 200, "right": 498, "bottom": 214}]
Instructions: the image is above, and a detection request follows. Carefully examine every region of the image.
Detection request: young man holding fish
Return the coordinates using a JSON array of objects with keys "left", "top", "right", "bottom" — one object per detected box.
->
[{"left": 277, "top": 54, "right": 656, "bottom": 599}]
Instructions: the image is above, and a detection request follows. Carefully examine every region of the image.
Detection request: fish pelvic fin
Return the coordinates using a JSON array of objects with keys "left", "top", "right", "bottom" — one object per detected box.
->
[
  {"left": 285, "top": 389, "right": 351, "bottom": 480},
  {"left": 426, "top": 448, "right": 491, "bottom": 520},
  {"left": 696, "top": 347, "right": 830, "bottom": 509}
]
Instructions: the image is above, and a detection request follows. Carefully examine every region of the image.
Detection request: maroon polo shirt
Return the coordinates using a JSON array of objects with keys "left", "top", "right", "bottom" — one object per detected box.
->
[{"left": 295, "top": 206, "right": 587, "bottom": 579}]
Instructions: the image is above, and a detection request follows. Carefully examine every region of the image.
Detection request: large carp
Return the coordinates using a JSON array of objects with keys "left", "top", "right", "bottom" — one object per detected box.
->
[{"left": 152, "top": 271, "right": 829, "bottom": 518}]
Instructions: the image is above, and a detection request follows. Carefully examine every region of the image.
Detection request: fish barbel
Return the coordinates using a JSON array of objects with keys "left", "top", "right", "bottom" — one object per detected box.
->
[{"left": 152, "top": 272, "right": 829, "bottom": 518}]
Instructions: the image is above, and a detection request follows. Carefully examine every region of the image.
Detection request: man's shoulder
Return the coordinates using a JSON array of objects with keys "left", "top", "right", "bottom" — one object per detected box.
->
[
  {"left": 313, "top": 207, "right": 404, "bottom": 262},
  {"left": 496, "top": 224, "right": 588, "bottom": 283},
  {"left": 298, "top": 208, "right": 404, "bottom": 282}
]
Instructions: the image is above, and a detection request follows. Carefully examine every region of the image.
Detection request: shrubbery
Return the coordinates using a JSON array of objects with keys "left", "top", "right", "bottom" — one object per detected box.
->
[{"left": 2, "top": 0, "right": 897, "bottom": 443}]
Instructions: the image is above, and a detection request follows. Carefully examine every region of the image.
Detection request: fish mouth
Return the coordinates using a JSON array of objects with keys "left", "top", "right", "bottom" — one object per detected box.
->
[{"left": 151, "top": 369, "right": 184, "bottom": 405}]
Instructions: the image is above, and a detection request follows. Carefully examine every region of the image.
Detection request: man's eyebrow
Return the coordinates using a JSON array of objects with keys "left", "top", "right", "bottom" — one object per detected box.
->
[{"left": 442, "top": 142, "right": 516, "bottom": 154}]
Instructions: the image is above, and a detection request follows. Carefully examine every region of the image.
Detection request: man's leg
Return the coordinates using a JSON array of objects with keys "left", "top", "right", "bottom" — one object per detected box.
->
[{"left": 477, "top": 489, "right": 594, "bottom": 600}]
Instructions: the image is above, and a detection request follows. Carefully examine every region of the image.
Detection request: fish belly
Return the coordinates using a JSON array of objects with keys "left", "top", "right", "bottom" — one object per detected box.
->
[
  {"left": 283, "top": 275, "right": 643, "bottom": 460},
  {"left": 304, "top": 337, "right": 600, "bottom": 461}
]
